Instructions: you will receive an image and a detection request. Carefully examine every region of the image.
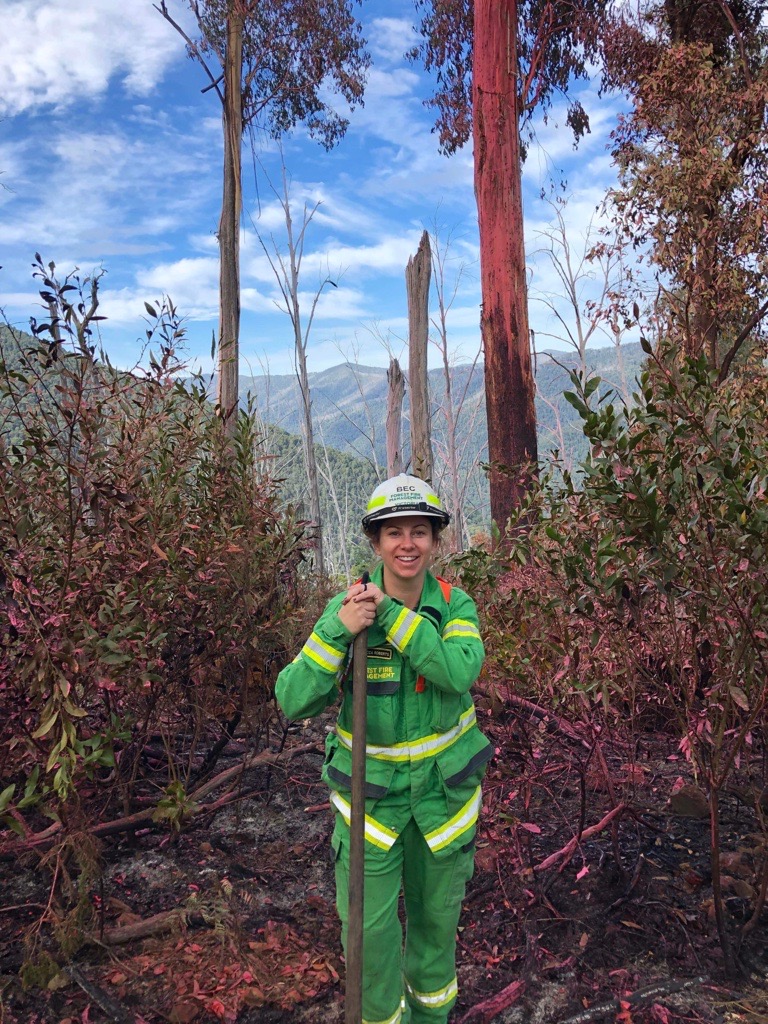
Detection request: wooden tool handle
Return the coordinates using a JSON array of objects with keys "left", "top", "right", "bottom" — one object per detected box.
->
[{"left": 345, "top": 570, "right": 369, "bottom": 1024}]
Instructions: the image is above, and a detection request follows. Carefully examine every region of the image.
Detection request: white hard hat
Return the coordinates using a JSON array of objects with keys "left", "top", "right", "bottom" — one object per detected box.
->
[{"left": 362, "top": 474, "right": 450, "bottom": 531}]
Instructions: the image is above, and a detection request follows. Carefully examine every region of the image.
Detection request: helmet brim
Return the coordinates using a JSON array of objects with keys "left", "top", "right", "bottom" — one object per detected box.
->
[{"left": 362, "top": 505, "right": 451, "bottom": 530}]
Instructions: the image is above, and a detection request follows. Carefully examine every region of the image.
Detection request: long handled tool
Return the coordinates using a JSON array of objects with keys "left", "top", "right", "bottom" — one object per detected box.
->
[{"left": 345, "top": 570, "right": 369, "bottom": 1024}]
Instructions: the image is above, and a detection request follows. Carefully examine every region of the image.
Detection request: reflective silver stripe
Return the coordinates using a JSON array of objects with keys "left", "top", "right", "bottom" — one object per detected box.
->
[
  {"left": 386, "top": 607, "right": 421, "bottom": 651},
  {"left": 425, "top": 785, "right": 482, "bottom": 853},
  {"left": 301, "top": 632, "right": 345, "bottom": 672},
  {"left": 405, "top": 976, "right": 458, "bottom": 1008},
  {"left": 330, "top": 792, "right": 399, "bottom": 851},
  {"left": 442, "top": 618, "right": 482, "bottom": 642},
  {"left": 336, "top": 706, "right": 477, "bottom": 762}
]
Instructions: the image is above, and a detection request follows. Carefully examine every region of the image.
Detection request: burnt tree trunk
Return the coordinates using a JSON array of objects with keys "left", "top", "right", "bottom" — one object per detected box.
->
[
  {"left": 473, "top": 0, "right": 538, "bottom": 529},
  {"left": 216, "top": 9, "right": 244, "bottom": 435},
  {"left": 687, "top": 198, "right": 720, "bottom": 365},
  {"left": 386, "top": 357, "right": 405, "bottom": 477},
  {"left": 406, "top": 230, "right": 433, "bottom": 482}
]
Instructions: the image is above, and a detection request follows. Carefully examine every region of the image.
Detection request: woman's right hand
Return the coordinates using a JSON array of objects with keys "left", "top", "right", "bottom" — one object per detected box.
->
[{"left": 338, "top": 582, "right": 379, "bottom": 635}]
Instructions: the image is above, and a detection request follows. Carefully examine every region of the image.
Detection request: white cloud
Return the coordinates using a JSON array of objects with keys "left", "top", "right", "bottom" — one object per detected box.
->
[
  {"left": 434, "top": 302, "right": 481, "bottom": 332},
  {"left": 300, "top": 233, "right": 426, "bottom": 277},
  {"left": 245, "top": 282, "right": 370, "bottom": 326},
  {"left": 247, "top": 181, "right": 386, "bottom": 241},
  {"left": 133, "top": 256, "right": 220, "bottom": 314},
  {"left": 97, "top": 290, "right": 162, "bottom": 328},
  {"left": 0, "top": 290, "right": 42, "bottom": 325},
  {"left": 304, "top": 284, "right": 369, "bottom": 321},
  {"left": 349, "top": 76, "right": 474, "bottom": 204},
  {"left": 0, "top": 0, "right": 187, "bottom": 116},
  {"left": 523, "top": 86, "right": 622, "bottom": 189},
  {"left": 248, "top": 198, "right": 293, "bottom": 234},
  {"left": 0, "top": 140, "right": 26, "bottom": 188},
  {"left": 365, "top": 66, "right": 422, "bottom": 101},
  {"left": 241, "top": 285, "right": 284, "bottom": 315},
  {"left": 369, "top": 17, "right": 419, "bottom": 65},
  {"left": 241, "top": 227, "right": 428, "bottom": 291},
  {"left": 2, "top": 120, "right": 219, "bottom": 262},
  {"left": 345, "top": 65, "right": 426, "bottom": 144}
]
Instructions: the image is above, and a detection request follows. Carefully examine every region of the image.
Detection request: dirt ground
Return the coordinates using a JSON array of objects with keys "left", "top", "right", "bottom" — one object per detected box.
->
[{"left": 1, "top": 698, "right": 767, "bottom": 1024}]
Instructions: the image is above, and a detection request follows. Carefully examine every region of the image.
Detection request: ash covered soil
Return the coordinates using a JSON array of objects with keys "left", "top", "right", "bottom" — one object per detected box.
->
[{"left": 1, "top": 703, "right": 767, "bottom": 1024}]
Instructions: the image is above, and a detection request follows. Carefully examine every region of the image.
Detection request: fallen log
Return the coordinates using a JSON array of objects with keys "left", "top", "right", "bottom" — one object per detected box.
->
[
  {"left": 557, "top": 976, "right": 706, "bottom": 1024},
  {"left": 65, "top": 964, "right": 150, "bottom": 1023},
  {"left": 456, "top": 979, "right": 526, "bottom": 1023},
  {"left": 98, "top": 908, "right": 208, "bottom": 946},
  {"left": 0, "top": 741, "right": 322, "bottom": 859},
  {"left": 474, "top": 683, "right": 592, "bottom": 749},
  {"left": 534, "top": 803, "right": 628, "bottom": 873}
]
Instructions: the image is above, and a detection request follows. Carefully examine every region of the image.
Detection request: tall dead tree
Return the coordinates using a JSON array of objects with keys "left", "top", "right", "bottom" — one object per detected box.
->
[
  {"left": 259, "top": 159, "right": 335, "bottom": 576},
  {"left": 386, "top": 357, "right": 405, "bottom": 478},
  {"left": 406, "top": 230, "right": 433, "bottom": 482},
  {"left": 157, "top": 0, "right": 369, "bottom": 437},
  {"left": 217, "top": 9, "right": 243, "bottom": 430}
]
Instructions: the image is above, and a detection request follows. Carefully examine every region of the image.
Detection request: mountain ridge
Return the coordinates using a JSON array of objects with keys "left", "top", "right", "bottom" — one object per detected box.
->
[{"left": 229, "top": 341, "right": 644, "bottom": 470}]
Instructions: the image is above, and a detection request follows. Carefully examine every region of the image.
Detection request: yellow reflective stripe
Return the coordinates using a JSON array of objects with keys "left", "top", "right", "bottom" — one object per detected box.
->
[
  {"left": 336, "top": 707, "right": 477, "bottom": 762},
  {"left": 309, "top": 632, "right": 346, "bottom": 664},
  {"left": 363, "top": 1000, "right": 404, "bottom": 1024},
  {"left": 425, "top": 786, "right": 482, "bottom": 853},
  {"left": 302, "top": 632, "right": 345, "bottom": 672},
  {"left": 387, "top": 608, "right": 421, "bottom": 651},
  {"left": 405, "top": 976, "right": 458, "bottom": 1008},
  {"left": 367, "top": 495, "right": 386, "bottom": 511},
  {"left": 442, "top": 618, "right": 481, "bottom": 641},
  {"left": 330, "top": 792, "right": 399, "bottom": 851}
]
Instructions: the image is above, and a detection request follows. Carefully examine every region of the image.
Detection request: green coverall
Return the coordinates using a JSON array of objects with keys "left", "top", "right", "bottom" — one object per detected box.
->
[{"left": 275, "top": 566, "right": 491, "bottom": 1024}]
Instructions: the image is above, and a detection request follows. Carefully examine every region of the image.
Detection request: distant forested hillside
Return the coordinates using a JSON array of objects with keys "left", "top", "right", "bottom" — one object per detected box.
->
[
  {"left": 230, "top": 343, "right": 645, "bottom": 546},
  {"left": 3, "top": 322, "right": 646, "bottom": 555},
  {"left": 261, "top": 423, "right": 379, "bottom": 579},
  {"left": 235, "top": 340, "right": 644, "bottom": 482}
]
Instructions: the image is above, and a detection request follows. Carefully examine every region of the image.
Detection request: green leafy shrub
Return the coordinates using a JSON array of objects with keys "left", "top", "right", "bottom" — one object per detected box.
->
[
  {"left": 0, "top": 259, "right": 305, "bottom": 828},
  {"left": 460, "top": 342, "right": 768, "bottom": 970}
]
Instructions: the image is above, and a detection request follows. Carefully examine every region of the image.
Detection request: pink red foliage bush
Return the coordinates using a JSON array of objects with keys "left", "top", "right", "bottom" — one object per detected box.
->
[{"left": 0, "top": 260, "right": 304, "bottom": 827}]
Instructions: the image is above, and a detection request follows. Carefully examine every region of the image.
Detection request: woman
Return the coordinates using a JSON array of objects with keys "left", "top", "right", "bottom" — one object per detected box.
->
[{"left": 275, "top": 474, "right": 491, "bottom": 1024}]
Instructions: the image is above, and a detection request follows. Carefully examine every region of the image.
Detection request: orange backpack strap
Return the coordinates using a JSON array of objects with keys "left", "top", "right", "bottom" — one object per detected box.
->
[{"left": 415, "top": 577, "right": 452, "bottom": 693}]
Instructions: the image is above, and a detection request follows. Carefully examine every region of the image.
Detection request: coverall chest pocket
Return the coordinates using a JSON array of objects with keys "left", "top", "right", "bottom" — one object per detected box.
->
[{"left": 364, "top": 645, "right": 401, "bottom": 746}]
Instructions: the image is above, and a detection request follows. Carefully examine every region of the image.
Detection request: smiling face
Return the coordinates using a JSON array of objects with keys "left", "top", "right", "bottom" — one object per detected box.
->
[{"left": 371, "top": 515, "right": 438, "bottom": 597}]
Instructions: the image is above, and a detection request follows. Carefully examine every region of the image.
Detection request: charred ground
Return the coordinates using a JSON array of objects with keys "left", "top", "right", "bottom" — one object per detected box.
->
[{"left": 1, "top": 694, "right": 767, "bottom": 1024}]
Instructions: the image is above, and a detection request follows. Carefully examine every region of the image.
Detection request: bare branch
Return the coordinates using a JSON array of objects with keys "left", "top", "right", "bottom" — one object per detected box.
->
[
  {"left": 154, "top": 2, "right": 225, "bottom": 103},
  {"left": 716, "top": 299, "right": 768, "bottom": 385}
]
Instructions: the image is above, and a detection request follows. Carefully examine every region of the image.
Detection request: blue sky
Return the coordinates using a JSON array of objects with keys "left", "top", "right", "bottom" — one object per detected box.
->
[{"left": 0, "top": 0, "right": 626, "bottom": 377}]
